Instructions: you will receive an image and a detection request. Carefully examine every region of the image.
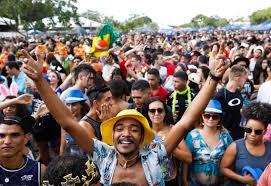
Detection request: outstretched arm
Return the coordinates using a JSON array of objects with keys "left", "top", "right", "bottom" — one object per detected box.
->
[
  {"left": 164, "top": 42, "right": 229, "bottom": 154},
  {"left": 21, "top": 50, "right": 94, "bottom": 157},
  {"left": 0, "top": 94, "right": 33, "bottom": 110}
]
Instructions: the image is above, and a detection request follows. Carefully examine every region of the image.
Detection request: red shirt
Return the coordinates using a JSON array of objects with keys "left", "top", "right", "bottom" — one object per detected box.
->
[
  {"left": 150, "top": 85, "right": 169, "bottom": 101},
  {"left": 119, "top": 59, "right": 127, "bottom": 77},
  {"left": 164, "top": 60, "right": 176, "bottom": 77}
]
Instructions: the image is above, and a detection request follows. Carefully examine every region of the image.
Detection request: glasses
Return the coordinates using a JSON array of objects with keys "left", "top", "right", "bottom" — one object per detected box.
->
[
  {"left": 244, "top": 127, "right": 264, "bottom": 135},
  {"left": 203, "top": 113, "right": 221, "bottom": 120},
  {"left": 148, "top": 108, "right": 164, "bottom": 114}
]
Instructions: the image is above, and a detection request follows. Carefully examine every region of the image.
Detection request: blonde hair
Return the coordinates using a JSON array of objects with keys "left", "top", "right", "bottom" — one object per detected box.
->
[{"left": 229, "top": 65, "right": 247, "bottom": 80}]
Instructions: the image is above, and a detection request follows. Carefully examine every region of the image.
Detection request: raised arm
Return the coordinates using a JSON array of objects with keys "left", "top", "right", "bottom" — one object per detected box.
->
[
  {"left": 21, "top": 50, "right": 94, "bottom": 157},
  {"left": 0, "top": 94, "right": 33, "bottom": 110},
  {"left": 164, "top": 42, "right": 229, "bottom": 154}
]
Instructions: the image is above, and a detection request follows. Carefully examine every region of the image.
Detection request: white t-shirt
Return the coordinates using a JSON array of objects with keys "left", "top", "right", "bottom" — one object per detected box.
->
[{"left": 257, "top": 80, "right": 271, "bottom": 104}]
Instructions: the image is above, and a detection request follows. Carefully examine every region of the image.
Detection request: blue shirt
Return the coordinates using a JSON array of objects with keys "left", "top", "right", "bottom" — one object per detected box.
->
[
  {"left": 92, "top": 139, "right": 171, "bottom": 186},
  {"left": 12, "top": 71, "right": 27, "bottom": 94},
  {"left": 186, "top": 128, "right": 233, "bottom": 176},
  {"left": 0, "top": 157, "right": 40, "bottom": 186}
]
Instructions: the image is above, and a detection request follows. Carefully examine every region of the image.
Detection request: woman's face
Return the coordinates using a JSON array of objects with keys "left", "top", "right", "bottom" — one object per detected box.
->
[
  {"left": 202, "top": 112, "right": 221, "bottom": 128},
  {"left": 66, "top": 102, "right": 82, "bottom": 119},
  {"left": 3, "top": 99, "right": 17, "bottom": 117},
  {"left": 261, "top": 60, "right": 269, "bottom": 70},
  {"left": 245, "top": 119, "right": 266, "bottom": 145},
  {"left": 148, "top": 101, "right": 166, "bottom": 125},
  {"left": 48, "top": 72, "right": 59, "bottom": 86}
]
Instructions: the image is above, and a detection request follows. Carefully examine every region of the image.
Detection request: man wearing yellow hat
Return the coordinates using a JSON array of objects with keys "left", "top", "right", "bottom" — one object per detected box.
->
[{"left": 21, "top": 49, "right": 229, "bottom": 185}]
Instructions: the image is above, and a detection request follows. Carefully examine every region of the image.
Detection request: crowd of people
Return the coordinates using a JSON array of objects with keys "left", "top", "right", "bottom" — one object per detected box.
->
[{"left": 0, "top": 30, "right": 271, "bottom": 186}]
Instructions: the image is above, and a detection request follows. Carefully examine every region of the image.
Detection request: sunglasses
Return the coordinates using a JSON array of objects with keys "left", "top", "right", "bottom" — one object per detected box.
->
[
  {"left": 203, "top": 113, "right": 221, "bottom": 120},
  {"left": 148, "top": 108, "right": 164, "bottom": 114},
  {"left": 244, "top": 127, "right": 264, "bottom": 135}
]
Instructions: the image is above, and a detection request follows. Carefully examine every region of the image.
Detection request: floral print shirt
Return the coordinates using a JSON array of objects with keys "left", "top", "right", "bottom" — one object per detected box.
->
[
  {"left": 92, "top": 139, "right": 171, "bottom": 186},
  {"left": 185, "top": 128, "right": 233, "bottom": 176}
]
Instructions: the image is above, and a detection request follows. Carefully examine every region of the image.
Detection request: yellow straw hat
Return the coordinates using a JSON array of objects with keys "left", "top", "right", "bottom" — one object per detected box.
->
[{"left": 101, "top": 109, "right": 155, "bottom": 147}]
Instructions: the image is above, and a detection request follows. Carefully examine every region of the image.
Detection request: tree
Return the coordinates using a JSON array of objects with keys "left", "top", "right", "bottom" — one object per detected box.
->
[
  {"left": 122, "top": 14, "right": 156, "bottom": 32},
  {"left": 250, "top": 7, "right": 271, "bottom": 24},
  {"left": 0, "top": 0, "right": 78, "bottom": 34},
  {"left": 183, "top": 14, "right": 229, "bottom": 28}
]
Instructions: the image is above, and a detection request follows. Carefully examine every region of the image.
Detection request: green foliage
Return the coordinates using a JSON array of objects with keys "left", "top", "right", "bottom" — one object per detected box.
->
[
  {"left": 122, "top": 14, "right": 155, "bottom": 32},
  {"left": 81, "top": 10, "right": 158, "bottom": 32},
  {"left": 182, "top": 14, "right": 229, "bottom": 28},
  {"left": 0, "top": 0, "right": 78, "bottom": 32},
  {"left": 250, "top": 7, "right": 271, "bottom": 24}
]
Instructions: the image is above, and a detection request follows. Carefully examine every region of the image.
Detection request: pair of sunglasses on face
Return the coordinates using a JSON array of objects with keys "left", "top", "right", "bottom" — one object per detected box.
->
[
  {"left": 244, "top": 127, "right": 264, "bottom": 136},
  {"left": 203, "top": 113, "right": 221, "bottom": 120},
  {"left": 148, "top": 108, "right": 164, "bottom": 114}
]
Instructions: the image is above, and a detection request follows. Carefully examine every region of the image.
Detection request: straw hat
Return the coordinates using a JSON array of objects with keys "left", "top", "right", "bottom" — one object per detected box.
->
[{"left": 101, "top": 109, "right": 155, "bottom": 147}]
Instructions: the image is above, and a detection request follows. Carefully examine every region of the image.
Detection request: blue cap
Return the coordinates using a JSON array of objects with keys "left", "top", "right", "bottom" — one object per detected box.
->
[
  {"left": 64, "top": 89, "right": 86, "bottom": 104},
  {"left": 204, "top": 99, "right": 223, "bottom": 114},
  {"left": 242, "top": 166, "right": 263, "bottom": 182},
  {"left": 0, "top": 76, "right": 5, "bottom": 82}
]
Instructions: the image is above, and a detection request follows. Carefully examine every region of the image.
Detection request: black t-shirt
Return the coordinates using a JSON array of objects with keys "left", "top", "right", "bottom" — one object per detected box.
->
[
  {"left": 167, "top": 90, "right": 194, "bottom": 124},
  {"left": 214, "top": 88, "right": 244, "bottom": 140}
]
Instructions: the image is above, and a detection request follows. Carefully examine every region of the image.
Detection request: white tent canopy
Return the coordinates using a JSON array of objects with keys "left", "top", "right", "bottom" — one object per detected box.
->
[
  {"left": 42, "top": 16, "right": 102, "bottom": 29},
  {"left": 0, "top": 17, "right": 16, "bottom": 26}
]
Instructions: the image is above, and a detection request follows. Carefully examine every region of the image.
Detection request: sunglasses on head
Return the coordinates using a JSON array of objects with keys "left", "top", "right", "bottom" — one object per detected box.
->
[
  {"left": 203, "top": 113, "right": 221, "bottom": 120},
  {"left": 244, "top": 127, "right": 264, "bottom": 135},
  {"left": 148, "top": 108, "right": 164, "bottom": 114}
]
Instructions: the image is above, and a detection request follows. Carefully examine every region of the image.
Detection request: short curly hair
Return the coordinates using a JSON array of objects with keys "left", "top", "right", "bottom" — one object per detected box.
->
[
  {"left": 43, "top": 154, "right": 100, "bottom": 186},
  {"left": 242, "top": 102, "right": 271, "bottom": 128}
]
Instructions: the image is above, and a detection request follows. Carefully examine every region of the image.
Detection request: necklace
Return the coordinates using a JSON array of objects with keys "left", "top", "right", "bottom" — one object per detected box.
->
[
  {"left": 1, "top": 157, "right": 27, "bottom": 183},
  {"left": 118, "top": 154, "right": 140, "bottom": 169}
]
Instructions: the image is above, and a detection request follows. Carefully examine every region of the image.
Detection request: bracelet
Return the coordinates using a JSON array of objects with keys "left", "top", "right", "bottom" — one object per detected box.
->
[{"left": 209, "top": 72, "right": 222, "bottom": 81}]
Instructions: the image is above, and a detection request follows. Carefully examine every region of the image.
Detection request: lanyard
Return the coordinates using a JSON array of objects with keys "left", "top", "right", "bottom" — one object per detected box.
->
[{"left": 172, "top": 86, "right": 191, "bottom": 113}]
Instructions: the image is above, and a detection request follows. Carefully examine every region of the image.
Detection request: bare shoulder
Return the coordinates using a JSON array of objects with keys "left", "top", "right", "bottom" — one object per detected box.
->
[
  {"left": 79, "top": 120, "right": 97, "bottom": 139},
  {"left": 40, "top": 163, "right": 47, "bottom": 180}
]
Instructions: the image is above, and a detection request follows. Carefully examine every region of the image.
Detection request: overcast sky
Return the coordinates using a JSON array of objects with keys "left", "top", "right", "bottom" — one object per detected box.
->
[{"left": 77, "top": 0, "right": 271, "bottom": 27}]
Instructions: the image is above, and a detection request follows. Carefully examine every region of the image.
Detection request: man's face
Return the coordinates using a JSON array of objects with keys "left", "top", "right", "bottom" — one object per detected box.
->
[
  {"left": 131, "top": 90, "right": 150, "bottom": 109},
  {"left": 0, "top": 124, "right": 28, "bottom": 158},
  {"left": 96, "top": 90, "right": 117, "bottom": 116},
  {"left": 130, "top": 57, "right": 140, "bottom": 67},
  {"left": 106, "top": 55, "right": 113, "bottom": 64},
  {"left": 147, "top": 74, "right": 159, "bottom": 88},
  {"left": 80, "top": 73, "right": 94, "bottom": 89},
  {"left": 237, "top": 73, "right": 248, "bottom": 89},
  {"left": 238, "top": 48, "right": 246, "bottom": 56},
  {"left": 113, "top": 118, "right": 143, "bottom": 156},
  {"left": 59, "top": 52, "right": 67, "bottom": 61},
  {"left": 180, "top": 56, "right": 187, "bottom": 64},
  {"left": 237, "top": 61, "right": 248, "bottom": 69},
  {"left": 173, "top": 77, "right": 187, "bottom": 91}
]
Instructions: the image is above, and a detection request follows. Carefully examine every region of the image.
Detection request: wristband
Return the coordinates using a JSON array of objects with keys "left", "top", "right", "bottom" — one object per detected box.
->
[{"left": 209, "top": 72, "right": 222, "bottom": 81}]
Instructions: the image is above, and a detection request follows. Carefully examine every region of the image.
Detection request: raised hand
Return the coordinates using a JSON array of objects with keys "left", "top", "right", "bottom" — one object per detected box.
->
[
  {"left": 96, "top": 103, "right": 114, "bottom": 121},
  {"left": 20, "top": 49, "right": 43, "bottom": 81},
  {"left": 16, "top": 94, "right": 33, "bottom": 105},
  {"left": 209, "top": 40, "right": 230, "bottom": 78}
]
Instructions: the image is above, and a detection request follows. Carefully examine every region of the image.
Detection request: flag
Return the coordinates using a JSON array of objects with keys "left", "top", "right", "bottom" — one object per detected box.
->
[
  {"left": 90, "top": 22, "right": 119, "bottom": 57},
  {"left": 97, "top": 22, "right": 119, "bottom": 48}
]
